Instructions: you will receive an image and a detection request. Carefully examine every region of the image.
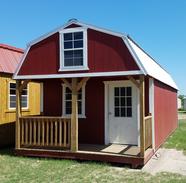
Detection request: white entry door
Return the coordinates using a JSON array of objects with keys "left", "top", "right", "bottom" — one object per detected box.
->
[{"left": 108, "top": 81, "right": 139, "bottom": 145}]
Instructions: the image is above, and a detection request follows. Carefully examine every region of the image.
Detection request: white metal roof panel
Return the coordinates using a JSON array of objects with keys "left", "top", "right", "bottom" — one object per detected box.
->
[{"left": 127, "top": 38, "right": 178, "bottom": 90}]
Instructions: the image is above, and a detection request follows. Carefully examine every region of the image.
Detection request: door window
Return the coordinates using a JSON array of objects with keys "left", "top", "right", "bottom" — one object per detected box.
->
[{"left": 114, "top": 87, "right": 132, "bottom": 117}]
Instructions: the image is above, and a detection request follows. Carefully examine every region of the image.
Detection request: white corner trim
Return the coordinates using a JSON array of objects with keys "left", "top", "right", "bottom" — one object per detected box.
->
[
  {"left": 104, "top": 82, "right": 109, "bottom": 145},
  {"left": 14, "top": 70, "right": 143, "bottom": 80},
  {"left": 13, "top": 46, "right": 30, "bottom": 79},
  {"left": 149, "top": 77, "right": 155, "bottom": 149},
  {"left": 122, "top": 37, "right": 147, "bottom": 75}
]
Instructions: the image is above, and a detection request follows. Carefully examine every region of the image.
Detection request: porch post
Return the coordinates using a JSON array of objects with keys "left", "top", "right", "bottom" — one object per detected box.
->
[
  {"left": 15, "top": 80, "right": 21, "bottom": 149},
  {"left": 140, "top": 75, "right": 145, "bottom": 157},
  {"left": 71, "top": 78, "right": 78, "bottom": 151}
]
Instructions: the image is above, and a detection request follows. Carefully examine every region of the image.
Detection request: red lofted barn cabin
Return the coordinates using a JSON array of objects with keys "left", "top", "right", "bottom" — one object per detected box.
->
[{"left": 13, "top": 19, "right": 178, "bottom": 168}]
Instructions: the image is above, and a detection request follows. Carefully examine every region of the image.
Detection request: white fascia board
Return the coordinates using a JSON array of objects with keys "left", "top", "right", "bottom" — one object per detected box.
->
[
  {"left": 122, "top": 37, "right": 147, "bottom": 75},
  {"left": 27, "top": 20, "right": 125, "bottom": 47},
  {"left": 27, "top": 21, "right": 75, "bottom": 47},
  {"left": 13, "top": 46, "right": 30, "bottom": 79},
  {"left": 14, "top": 70, "right": 143, "bottom": 80}
]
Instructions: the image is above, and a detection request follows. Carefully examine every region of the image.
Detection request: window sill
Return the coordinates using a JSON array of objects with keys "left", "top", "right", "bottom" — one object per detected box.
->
[
  {"left": 5, "top": 109, "right": 30, "bottom": 113},
  {"left": 62, "top": 115, "right": 86, "bottom": 119},
  {"left": 59, "top": 66, "right": 89, "bottom": 72}
]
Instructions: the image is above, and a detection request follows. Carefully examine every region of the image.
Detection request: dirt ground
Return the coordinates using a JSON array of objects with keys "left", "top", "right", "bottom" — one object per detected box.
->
[{"left": 142, "top": 148, "right": 186, "bottom": 175}]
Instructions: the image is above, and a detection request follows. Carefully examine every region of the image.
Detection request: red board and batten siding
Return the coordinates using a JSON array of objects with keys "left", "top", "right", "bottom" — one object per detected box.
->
[
  {"left": 42, "top": 76, "right": 149, "bottom": 145},
  {"left": 18, "top": 28, "right": 139, "bottom": 76},
  {"left": 43, "top": 77, "right": 105, "bottom": 144},
  {"left": 154, "top": 79, "right": 178, "bottom": 149}
]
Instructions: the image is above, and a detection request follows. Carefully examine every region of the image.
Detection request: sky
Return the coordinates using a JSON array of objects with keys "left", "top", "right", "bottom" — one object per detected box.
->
[{"left": 0, "top": 0, "right": 185, "bottom": 94}]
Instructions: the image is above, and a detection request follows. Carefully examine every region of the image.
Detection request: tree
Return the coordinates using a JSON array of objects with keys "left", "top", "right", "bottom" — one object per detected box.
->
[{"left": 178, "top": 94, "right": 185, "bottom": 109}]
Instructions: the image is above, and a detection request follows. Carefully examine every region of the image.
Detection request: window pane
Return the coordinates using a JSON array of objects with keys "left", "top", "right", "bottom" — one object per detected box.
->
[
  {"left": 74, "top": 50, "right": 83, "bottom": 58},
  {"left": 74, "top": 40, "right": 83, "bottom": 48},
  {"left": 115, "top": 107, "right": 120, "bottom": 117},
  {"left": 22, "top": 89, "right": 27, "bottom": 95},
  {"left": 21, "top": 102, "right": 27, "bottom": 108},
  {"left": 66, "top": 108, "right": 71, "bottom": 114},
  {"left": 127, "top": 97, "right": 132, "bottom": 106},
  {"left": 121, "top": 97, "right": 125, "bottom": 106},
  {"left": 121, "top": 107, "right": 126, "bottom": 117},
  {"left": 10, "top": 83, "right": 16, "bottom": 89},
  {"left": 64, "top": 58, "right": 73, "bottom": 66},
  {"left": 120, "top": 87, "right": 125, "bottom": 96},
  {"left": 66, "top": 93, "right": 71, "bottom": 100},
  {"left": 64, "top": 50, "right": 73, "bottom": 59},
  {"left": 126, "top": 87, "right": 132, "bottom": 96},
  {"left": 64, "top": 41, "right": 73, "bottom": 49},
  {"left": 64, "top": 33, "right": 72, "bottom": 41},
  {"left": 66, "top": 87, "right": 71, "bottom": 93},
  {"left": 114, "top": 97, "right": 119, "bottom": 106},
  {"left": 66, "top": 101, "right": 71, "bottom": 108},
  {"left": 10, "top": 96, "right": 16, "bottom": 102},
  {"left": 10, "top": 102, "right": 16, "bottom": 108},
  {"left": 114, "top": 87, "right": 119, "bottom": 96},
  {"left": 74, "top": 32, "right": 83, "bottom": 40},
  {"left": 127, "top": 107, "right": 132, "bottom": 117},
  {"left": 74, "top": 58, "right": 83, "bottom": 66},
  {"left": 78, "top": 101, "right": 82, "bottom": 114},
  {"left": 21, "top": 96, "right": 27, "bottom": 102},
  {"left": 78, "top": 93, "right": 82, "bottom": 100},
  {"left": 10, "top": 89, "right": 16, "bottom": 95}
]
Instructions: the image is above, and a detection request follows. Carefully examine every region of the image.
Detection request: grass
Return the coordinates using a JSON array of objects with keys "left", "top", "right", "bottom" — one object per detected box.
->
[
  {"left": 164, "top": 119, "right": 186, "bottom": 154},
  {"left": 0, "top": 119, "right": 186, "bottom": 182},
  {"left": 0, "top": 148, "right": 186, "bottom": 182}
]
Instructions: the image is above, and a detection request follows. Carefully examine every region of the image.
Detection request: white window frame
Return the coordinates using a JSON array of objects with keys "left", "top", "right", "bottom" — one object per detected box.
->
[
  {"left": 8, "top": 81, "right": 29, "bottom": 110},
  {"left": 62, "top": 83, "right": 86, "bottom": 118},
  {"left": 59, "top": 27, "right": 88, "bottom": 71}
]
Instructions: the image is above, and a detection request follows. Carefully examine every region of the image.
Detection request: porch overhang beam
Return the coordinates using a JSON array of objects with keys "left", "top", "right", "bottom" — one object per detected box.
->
[
  {"left": 19, "top": 79, "right": 31, "bottom": 92},
  {"left": 61, "top": 78, "right": 72, "bottom": 90},
  {"left": 77, "top": 77, "right": 89, "bottom": 91},
  {"left": 127, "top": 76, "right": 140, "bottom": 88}
]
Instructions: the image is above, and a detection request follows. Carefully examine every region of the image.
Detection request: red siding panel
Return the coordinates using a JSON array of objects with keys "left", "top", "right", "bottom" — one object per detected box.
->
[
  {"left": 18, "top": 29, "right": 139, "bottom": 76},
  {"left": 43, "top": 77, "right": 105, "bottom": 144},
  {"left": 18, "top": 33, "right": 59, "bottom": 75},
  {"left": 154, "top": 80, "right": 178, "bottom": 149},
  {"left": 43, "top": 79, "right": 62, "bottom": 116}
]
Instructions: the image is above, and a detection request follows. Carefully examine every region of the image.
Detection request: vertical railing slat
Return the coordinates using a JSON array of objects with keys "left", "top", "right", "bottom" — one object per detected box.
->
[
  {"left": 18, "top": 117, "right": 71, "bottom": 149},
  {"left": 25, "top": 119, "right": 28, "bottom": 145},
  {"left": 64, "top": 119, "right": 67, "bottom": 147},
  {"left": 59, "top": 119, "right": 62, "bottom": 146},
  {"left": 34, "top": 118, "right": 36, "bottom": 145},
  {"left": 29, "top": 119, "right": 32, "bottom": 145}
]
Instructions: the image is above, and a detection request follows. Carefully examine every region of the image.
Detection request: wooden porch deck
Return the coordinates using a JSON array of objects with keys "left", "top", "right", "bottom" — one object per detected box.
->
[{"left": 15, "top": 144, "right": 154, "bottom": 168}]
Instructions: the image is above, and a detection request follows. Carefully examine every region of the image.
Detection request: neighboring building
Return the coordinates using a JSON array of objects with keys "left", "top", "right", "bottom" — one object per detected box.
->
[
  {"left": 184, "top": 98, "right": 186, "bottom": 110},
  {"left": 13, "top": 20, "right": 178, "bottom": 168},
  {"left": 0, "top": 44, "right": 41, "bottom": 147},
  {"left": 178, "top": 98, "right": 182, "bottom": 109}
]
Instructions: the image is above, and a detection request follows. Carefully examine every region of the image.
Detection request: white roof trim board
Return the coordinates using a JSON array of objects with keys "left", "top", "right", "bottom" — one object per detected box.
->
[{"left": 13, "top": 19, "right": 178, "bottom": 90}]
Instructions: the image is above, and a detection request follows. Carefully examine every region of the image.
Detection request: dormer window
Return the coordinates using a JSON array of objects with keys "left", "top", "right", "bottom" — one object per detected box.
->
[{"left": 59, "top": 28, "right": 88, "bottom": 71}]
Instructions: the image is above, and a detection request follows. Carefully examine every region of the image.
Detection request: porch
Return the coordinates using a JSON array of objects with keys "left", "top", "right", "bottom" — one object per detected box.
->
[
  {"left": 15, "top": 114, "right": 153, "bottom": 167},
  {"left": 15, "top": 75, "right": 154, "bottom": 167}
]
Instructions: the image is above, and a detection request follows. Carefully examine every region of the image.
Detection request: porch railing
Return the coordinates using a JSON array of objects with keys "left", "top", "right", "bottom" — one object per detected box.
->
[
  {"left": 144, "top": 115, "right": 152, "bottom": 149},
  {"left": 19, "top": 116, "right": 71, "bottom": 149}
]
